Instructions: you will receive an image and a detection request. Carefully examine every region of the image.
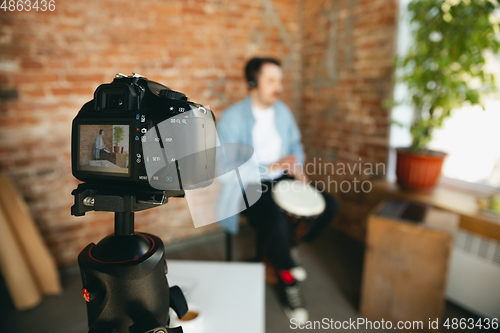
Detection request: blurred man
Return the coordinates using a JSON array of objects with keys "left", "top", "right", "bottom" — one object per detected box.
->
[
  {"left": 217, "top": 57, "right": 338, "bottom": 322},
  {"left": 94, "top": 129, "right": 109, "bottom": 160}
]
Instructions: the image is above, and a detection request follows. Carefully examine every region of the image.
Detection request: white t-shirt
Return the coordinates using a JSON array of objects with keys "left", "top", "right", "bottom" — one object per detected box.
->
[{"left": 251, "top": 104, "right": 283, "bottom": 180}]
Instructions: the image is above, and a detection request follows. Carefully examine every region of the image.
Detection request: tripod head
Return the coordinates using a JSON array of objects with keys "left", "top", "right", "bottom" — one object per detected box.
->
[{"left": 71, "top": 184, "right": 188, "bottom": 333}]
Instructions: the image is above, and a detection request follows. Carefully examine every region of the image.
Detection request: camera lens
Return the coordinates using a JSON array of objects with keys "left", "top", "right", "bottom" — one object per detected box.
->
[{"left": 106, "top": 94, "right": 124, "bottom": 109}]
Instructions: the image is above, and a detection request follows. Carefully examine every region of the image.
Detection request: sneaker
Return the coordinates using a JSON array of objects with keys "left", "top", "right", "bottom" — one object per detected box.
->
[
  {"left": 278, "top": 280, "right": 309, "bottom": 322},
  {"left": 290, "top": 247, "right": 307, "bottom": 281},
  {"left": 290, "top": 266, "right": 307, "bottom": 282}
]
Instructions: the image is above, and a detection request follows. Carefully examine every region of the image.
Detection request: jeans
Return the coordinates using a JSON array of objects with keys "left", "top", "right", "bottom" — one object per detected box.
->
[{"left": 242, "top": 175, "right": 338, "bottom": 270}]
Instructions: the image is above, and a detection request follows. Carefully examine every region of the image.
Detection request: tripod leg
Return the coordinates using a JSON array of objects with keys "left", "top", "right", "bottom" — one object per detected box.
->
[{"left": 169, "top": 286, "right": 188, "bottom": 319}]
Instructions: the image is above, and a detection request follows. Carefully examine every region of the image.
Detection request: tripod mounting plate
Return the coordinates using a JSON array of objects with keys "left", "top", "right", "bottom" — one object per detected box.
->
[{"left": 71, "top": 183, "right": 184, "bottom": 216}]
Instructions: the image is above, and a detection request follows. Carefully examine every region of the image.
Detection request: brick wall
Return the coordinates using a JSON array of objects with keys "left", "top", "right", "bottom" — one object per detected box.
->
[
  {"left": 0, "top": 0, "right": 397, "bottom": 265},
  {"left": 301, "top": 0, "right": 398, "bottom": 241},
  {"left": 0, "top": 0, "right": 302, "bottom": 266}
]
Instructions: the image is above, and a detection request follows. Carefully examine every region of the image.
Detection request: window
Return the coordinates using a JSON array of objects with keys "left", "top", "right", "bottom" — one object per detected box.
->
[{"left": 389, "top": 0, "right": 500, "bottom": 190}]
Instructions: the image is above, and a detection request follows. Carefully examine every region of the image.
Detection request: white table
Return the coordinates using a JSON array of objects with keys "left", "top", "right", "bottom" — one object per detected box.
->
[{"left": 165, "top": 260, "right": 265, "bottom": 333}]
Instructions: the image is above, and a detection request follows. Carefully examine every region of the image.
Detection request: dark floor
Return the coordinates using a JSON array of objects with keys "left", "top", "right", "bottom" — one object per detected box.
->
[{"left": 0, "top": 226, "right": 493, "bottom": 333}]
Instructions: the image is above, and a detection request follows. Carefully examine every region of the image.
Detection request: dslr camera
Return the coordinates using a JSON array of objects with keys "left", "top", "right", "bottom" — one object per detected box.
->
[
  {"left": 70, "top": 73, "right": 216, "bottom": 332},
  {"left": 72, "top": 73, "right": 216, "bottom": 193}
]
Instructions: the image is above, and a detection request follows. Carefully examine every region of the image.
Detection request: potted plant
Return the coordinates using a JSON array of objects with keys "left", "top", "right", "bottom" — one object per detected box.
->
[
  {"left": 395, "top": 0, "right": 499, "bottom": 191},
  {"left": 113, "top": 126, "right": 125, "bottom": 153}
]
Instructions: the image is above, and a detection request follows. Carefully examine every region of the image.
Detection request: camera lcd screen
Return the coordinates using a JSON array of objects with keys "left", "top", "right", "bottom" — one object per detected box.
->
[{"left": 78, "top": 125, "right": 130, "bottom": 175}]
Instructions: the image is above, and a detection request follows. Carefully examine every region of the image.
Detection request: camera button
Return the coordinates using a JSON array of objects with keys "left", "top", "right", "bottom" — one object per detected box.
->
[
  {"left": 138, "top": 170, "right": 148, "bottom": 181},
  {"left": 82, "top": 288, "right": 96, "bottom": 302}
]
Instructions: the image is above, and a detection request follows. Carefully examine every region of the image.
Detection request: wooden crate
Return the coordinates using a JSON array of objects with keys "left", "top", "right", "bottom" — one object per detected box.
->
[{"left": 360, "top": 200, "right": 458, "bottom": 332}]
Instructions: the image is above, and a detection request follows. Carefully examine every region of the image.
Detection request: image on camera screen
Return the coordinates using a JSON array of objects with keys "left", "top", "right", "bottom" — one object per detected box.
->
[{"left": 78, "top": 125, "right": 130, "bottom": 175}]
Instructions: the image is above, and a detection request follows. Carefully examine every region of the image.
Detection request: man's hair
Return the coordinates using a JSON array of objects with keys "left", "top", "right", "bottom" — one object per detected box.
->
[
  {"left": 99, "top": 129, "right": 104, "bottom": 134},
  {"left": 244, "top": 57, "right": 281, "bottom": 89}
]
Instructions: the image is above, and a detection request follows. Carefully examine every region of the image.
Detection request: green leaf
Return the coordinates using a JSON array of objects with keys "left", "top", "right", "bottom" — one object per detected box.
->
[{"left": 394, "top": 0, "right": 499, "bottom": 151}]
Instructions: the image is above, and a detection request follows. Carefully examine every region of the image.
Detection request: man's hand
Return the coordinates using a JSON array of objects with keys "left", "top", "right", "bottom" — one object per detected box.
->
[
  {"left": 268, "top": 155, "right": 310, "bottom": 184},
  {"left": 268, "top": 155, "right": 297, "bottom": 172},
  {"left": 288, "top": 167, "right": 310, "bottom": 184}
]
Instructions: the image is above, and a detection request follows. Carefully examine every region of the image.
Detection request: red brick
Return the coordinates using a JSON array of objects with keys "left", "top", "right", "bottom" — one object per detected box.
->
[
  {"left": 15, "top": 73, "right": 59, "bottom": 84},
  {"left": 51, "top": 87, "right": 73, "bottom": 96},
  {"left": 21, "top": 59, "right": 44, "bottom": 69},
  {"left": 66, "top": 74, "right": 105, "bottom": 82}
]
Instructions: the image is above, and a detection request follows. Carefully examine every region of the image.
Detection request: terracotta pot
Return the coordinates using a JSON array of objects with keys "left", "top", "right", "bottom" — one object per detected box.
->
[
  {"left": 396, "top": 148, "right": 446, "bottom": 192},
  {"left": 114, "top": 146, "right": 120, "bottom": 153}
]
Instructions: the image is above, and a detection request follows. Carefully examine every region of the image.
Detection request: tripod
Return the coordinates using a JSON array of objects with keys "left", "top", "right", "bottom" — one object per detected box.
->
[{"left": 72, "top": 183, "right": 188, "bottom": 333}]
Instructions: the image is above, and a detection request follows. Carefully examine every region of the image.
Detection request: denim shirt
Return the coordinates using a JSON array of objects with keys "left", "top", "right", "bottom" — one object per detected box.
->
[{"left": 216, "top": 95, "right": 305, "bottom": 234}]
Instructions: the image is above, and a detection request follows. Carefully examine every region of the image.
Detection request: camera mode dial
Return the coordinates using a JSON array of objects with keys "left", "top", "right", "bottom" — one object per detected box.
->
[{"left": 159, "top": 89, "right": 187, "bottom": 101}]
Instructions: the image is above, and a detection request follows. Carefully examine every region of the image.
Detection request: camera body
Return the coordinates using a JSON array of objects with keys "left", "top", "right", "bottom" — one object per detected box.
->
[{"left": 72, "top": 73, "right": 216, "bottom": 191}]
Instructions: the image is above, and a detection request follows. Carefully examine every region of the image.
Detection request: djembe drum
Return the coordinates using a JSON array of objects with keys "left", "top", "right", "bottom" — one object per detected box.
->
[
  {"left": 262, "top": 179, "right": 326, "bottom": 284},
  {"left": 271, "top": 179, "right": 326, "bottom": 245}
]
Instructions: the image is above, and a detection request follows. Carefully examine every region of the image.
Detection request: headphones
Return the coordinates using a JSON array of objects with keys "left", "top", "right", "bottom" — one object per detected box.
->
[
  {"left": 245, "top": 58, "right": 262, "bottom": 90},
  {"left": 247, "top": 80, "right": 258, "bottom": 89}
]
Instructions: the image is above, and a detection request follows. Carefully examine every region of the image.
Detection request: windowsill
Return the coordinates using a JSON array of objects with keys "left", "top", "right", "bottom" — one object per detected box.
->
[
  {"left": 438, "top": 176, "right": 499, "bottom": 197},
  {"left": 371, "top": 179, "right": 500, "bottom": 242}
]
